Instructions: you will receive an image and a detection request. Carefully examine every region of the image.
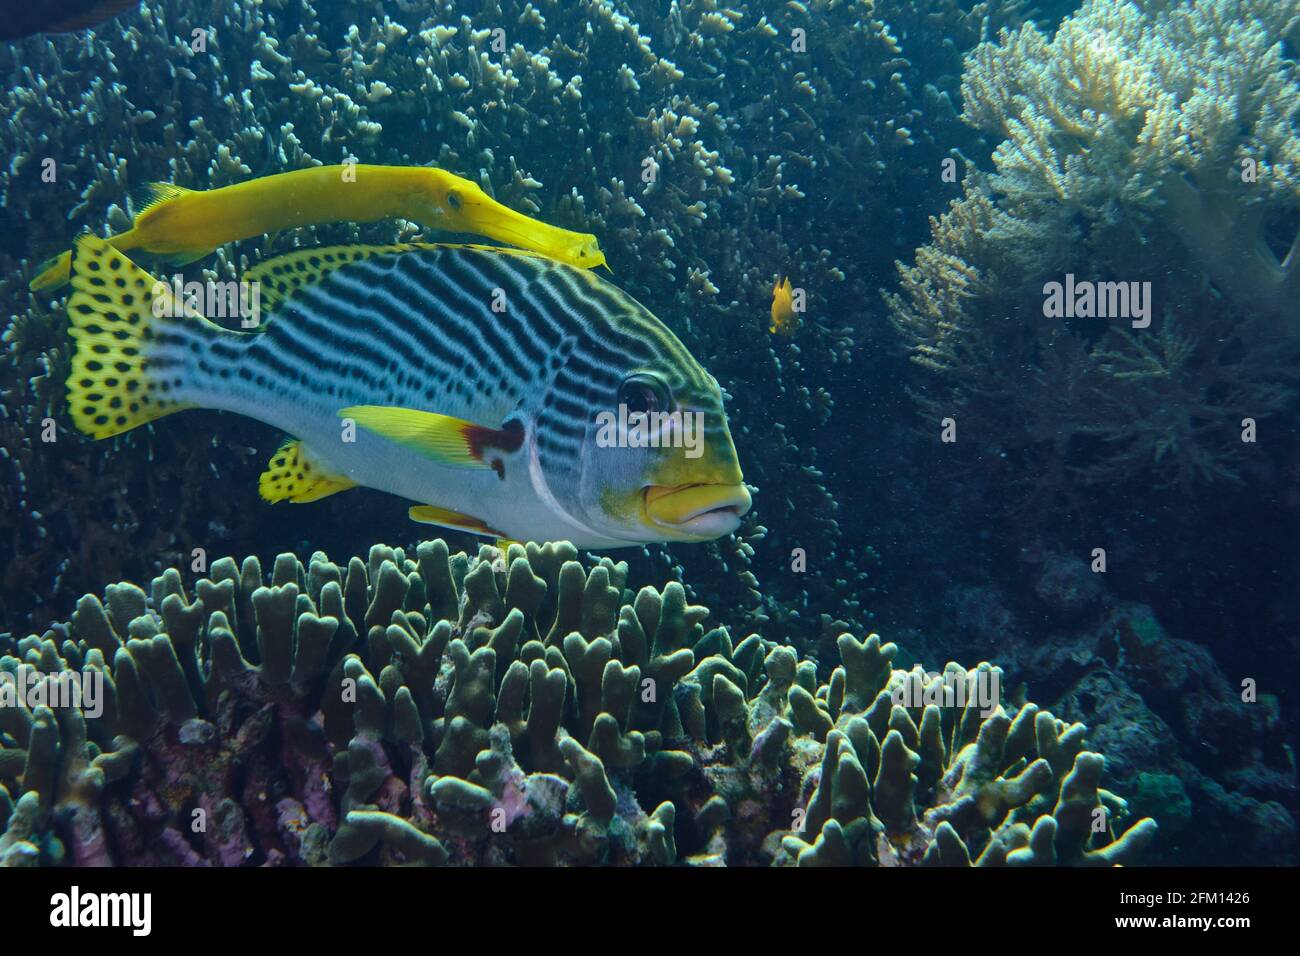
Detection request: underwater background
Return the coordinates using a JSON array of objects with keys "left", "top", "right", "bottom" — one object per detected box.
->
[{"left": 0, "top": 0, "right": 1296, "bottom": 867}]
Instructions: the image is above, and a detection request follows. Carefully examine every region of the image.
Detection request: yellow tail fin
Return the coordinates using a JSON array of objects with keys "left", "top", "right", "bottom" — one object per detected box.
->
[
  {"left": 30, "top": 250, "right": 73, "bottom": 292},
  {"left": 65, "top": 234, "right": 194, "bottom": 439},
  {"left": 31, "top": 183, "right": 194, "bottom": 293}
]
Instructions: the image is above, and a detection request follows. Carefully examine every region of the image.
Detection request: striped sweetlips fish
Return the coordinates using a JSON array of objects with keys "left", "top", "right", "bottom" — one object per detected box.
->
[{"left": 63, "top": 234, "right": 751, "bottom": 548}]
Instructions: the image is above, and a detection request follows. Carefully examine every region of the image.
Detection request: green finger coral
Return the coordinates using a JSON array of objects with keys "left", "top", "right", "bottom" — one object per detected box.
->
[{"left": 0, "top": 538, "right": 1155, "bottom": 866}]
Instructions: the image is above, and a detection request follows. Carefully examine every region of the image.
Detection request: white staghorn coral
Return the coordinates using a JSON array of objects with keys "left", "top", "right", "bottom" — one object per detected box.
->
[
  {"left": 961, "top": 0, "right": 1300, "bottom": 310},
  {"left": 888, "top": 0, "right": 1300, "bottom": 492}
]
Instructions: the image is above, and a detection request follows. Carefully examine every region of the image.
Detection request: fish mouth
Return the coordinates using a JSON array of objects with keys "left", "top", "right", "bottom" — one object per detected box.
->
[
  {"left": 483, "top": 216, "right": 603, "bottom": 267},
  {"left": 643, "top": 483, "right": 752, "bottom": 540}
]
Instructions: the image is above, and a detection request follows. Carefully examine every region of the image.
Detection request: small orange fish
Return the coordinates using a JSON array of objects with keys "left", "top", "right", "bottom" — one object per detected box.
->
[{"left": 769, "top": 276, "right": 801, "bottom": 336}]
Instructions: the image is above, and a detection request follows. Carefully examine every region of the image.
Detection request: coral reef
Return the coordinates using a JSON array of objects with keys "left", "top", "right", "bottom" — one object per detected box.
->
[
  {"left": 6, "top": 0, "right": 1289, "bottom": 871},
  {"left": 0, "top": 538, "right": 1155, "bottom": 866},
  {"left": 886, "top": 0, "right": 1300, "bottom": 493},
  {"left": 1041, "top": 599, "right": 1298, "bottom": 865},
  {"left": 903, "top": 545, "right": 1299, "bottom": 866}
]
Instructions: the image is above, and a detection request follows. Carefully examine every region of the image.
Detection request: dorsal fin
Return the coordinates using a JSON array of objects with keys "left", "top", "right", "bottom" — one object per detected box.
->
[
  {"left": 129, "top": 181, "right": 193, "bottom": 219},
  {"left": 244, "top": 241, "right": 550, "bottom": 315},
  {"left": 246, "top": 243, "right": 421, "bottom": 313}
]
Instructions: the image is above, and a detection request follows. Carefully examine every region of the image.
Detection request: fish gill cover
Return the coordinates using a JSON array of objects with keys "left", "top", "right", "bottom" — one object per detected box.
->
[{"left": 0, "top": 0, "right": 1295, "bottom": 877}]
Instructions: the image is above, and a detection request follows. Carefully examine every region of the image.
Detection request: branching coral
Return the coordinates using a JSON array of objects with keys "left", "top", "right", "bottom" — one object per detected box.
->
[
  {"left": 775, "top": 636, "right": 1157, "bottom": 865},
  {"left": 887, "top": 0, "right": 1300, "bottom": 492},
  {"left": 0, "top": 538, "right": 1154, "bottom": 866}
]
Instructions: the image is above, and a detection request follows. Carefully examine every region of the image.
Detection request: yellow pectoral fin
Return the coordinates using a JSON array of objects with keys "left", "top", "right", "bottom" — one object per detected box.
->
[
  {"left": 259, "top": 440, "right": 358, "bottom": 503},
  {"left": 409, "top": 504, "right": 505, "bottom": 538},
  {"left": 340, "top": 404, "right": 524, "bottom": 468},
  {"left": 128, "top": 184, "right": 211, "bottom": 265}
]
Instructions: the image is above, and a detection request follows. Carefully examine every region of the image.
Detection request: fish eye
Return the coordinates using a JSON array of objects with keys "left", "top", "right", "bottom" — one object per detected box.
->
[
  {"left": 618, "top": 374, "right": 669, "bottom": 415},
  {"left": 447, "top": 190, "right": 462, "bottom": 210}
]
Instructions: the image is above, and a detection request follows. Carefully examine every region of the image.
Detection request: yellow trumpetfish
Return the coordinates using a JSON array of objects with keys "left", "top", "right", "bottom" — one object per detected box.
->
[{"left": 29, "top": 164, "right": 606, "bottom": 292}]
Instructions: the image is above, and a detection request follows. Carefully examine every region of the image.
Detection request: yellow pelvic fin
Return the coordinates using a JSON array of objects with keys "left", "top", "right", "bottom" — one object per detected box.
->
[
  {"left": 409, "top": 504, "right": 505, "bottom": 538},
  {"left": 339, "top": 404, "right": 500, "bottom": 468},
  {"left": 258, "top": 440, "right": 358, "bottom": 503},
  {"left": 65, "top": 234, "right": 196, "bottom": 439}
]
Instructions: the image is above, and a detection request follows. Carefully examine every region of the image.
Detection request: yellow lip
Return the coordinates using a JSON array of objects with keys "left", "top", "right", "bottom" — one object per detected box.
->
[{"left": 643, "top": 483, "right": 752, "bottom": 539}]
